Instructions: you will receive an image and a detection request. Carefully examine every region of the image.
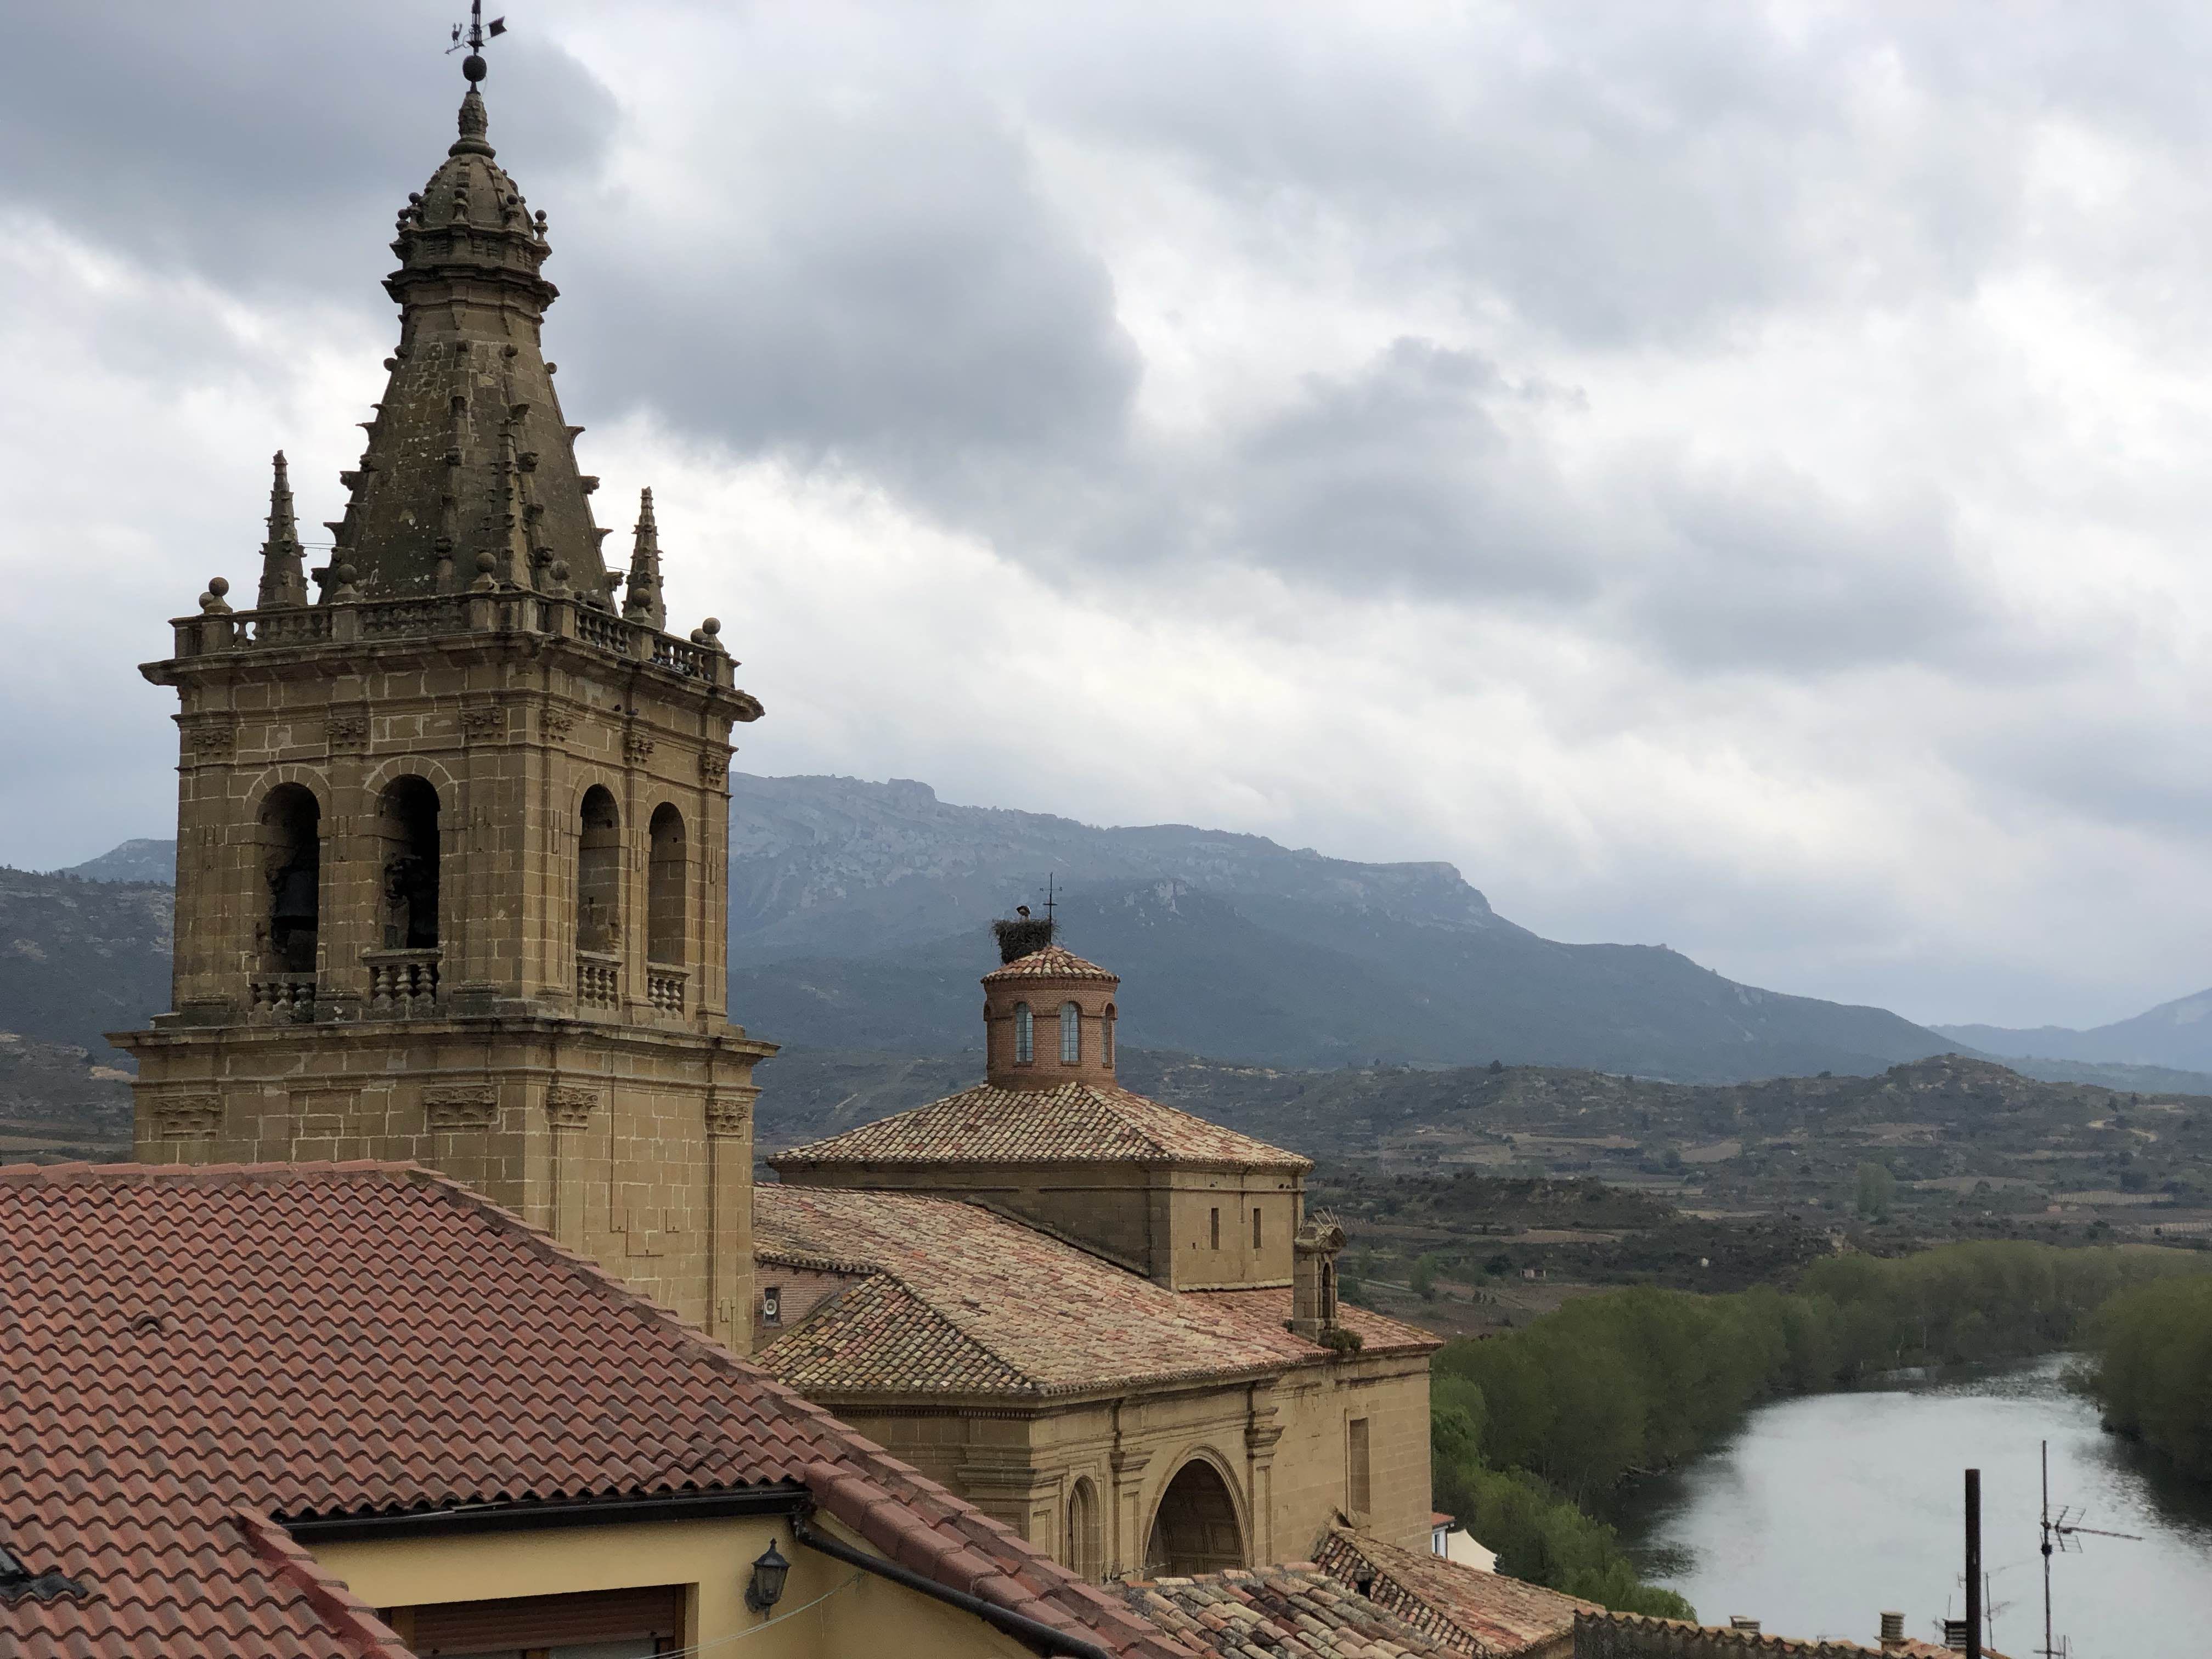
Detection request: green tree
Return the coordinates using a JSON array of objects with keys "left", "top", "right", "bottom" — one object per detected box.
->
[
  {"left": 1412, "top": 1253, "right": 1441, "bottom": 1301},
  {"left": 1855, "top": 1161, "right": 1897, "bottom": 1220}
]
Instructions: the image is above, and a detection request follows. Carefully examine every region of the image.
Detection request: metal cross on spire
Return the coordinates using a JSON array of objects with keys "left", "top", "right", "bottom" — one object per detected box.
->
[{"left": 448, "top": 1, "right": 507, "bottom": 81}]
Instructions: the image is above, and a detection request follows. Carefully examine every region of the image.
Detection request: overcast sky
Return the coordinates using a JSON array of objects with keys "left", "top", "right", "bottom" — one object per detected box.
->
[{"left": 6, "top": 1, "right": 2212, "bottom": 1029}]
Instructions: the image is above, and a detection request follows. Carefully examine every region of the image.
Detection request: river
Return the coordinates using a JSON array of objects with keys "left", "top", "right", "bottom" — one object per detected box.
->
[{"left": 1608, "top": 1355, "right": 2212, "bottom": 1658}]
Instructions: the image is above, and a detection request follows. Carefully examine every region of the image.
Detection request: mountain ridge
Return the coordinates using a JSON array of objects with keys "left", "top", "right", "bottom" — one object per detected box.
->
[{"left": 25, "top": 771, "right": 2108, "bottom": 1084}]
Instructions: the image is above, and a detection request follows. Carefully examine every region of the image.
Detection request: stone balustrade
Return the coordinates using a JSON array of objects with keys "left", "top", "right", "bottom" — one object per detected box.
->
[
  {"left": 364, "top": 949, "right": 441, "bottom": 1015},
  {"left": 576, "top": 951, "right": 621, "bottom": 1010},
  {"left": 647, "top": 965, "right": 688, "bottom": 1014}
]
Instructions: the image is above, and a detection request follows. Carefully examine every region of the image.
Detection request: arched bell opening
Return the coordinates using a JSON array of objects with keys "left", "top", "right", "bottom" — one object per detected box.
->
[
  {"left": 646, "top": 803, "right": 686, "bottom": 968},
  {"left": 375, "top": 775, "right": 442, "bottom": 951},
  {"left": 258, "top": 783, "right": 321, "bottom": 974},
  {"left": 1143, "top": 1457, "right": 1245, "bottom": 1577},
  {"left": 575, "top": 786, "right": 622, "bottom": 956}
]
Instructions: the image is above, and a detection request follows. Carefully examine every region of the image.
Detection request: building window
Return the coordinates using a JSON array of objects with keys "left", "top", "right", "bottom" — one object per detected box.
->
[
  {"left": 575, "top": 785, "right": 622, "bottom": 956},
  {"left": 375, "top": 776, "right": 441, "bottom": 951},
  {"left": 1253, "top": 1208, "right": 1263, "bottom": 1250},
  {"left": 1059, "top": 1000, "right": 1081, "bottom": 1064},
  {"left": 1066, "top": 1477, "right": 1102, "bottom": 1580},
  {"left": 761, "top": 1285, "right": 782, "bottom": 1327},
  {"left": 646, "top": 802, "right": 685, "bottom": 968},
  {"left": 258, "top": 783, "right": 321, "bottom": 973},
  {"left": 1347, "top": 1418, "right": 1372, "bottom": 1517},
  {"left": 1103, "top": 1004, "right": 1115, "bottom": 1066},
  {"left": 1014, "top": 1002, "right": 1034, "bottom": 1064},
  {"left": 1210, "top": 1207, "right": 1221, "bottom": 1250}
]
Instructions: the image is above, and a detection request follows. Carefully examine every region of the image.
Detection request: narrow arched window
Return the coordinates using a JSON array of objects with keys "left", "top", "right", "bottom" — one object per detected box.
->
[
  {"left": 1059, "top": 1001, "right": 1081, "bottom": 1064},
  {"left": 259, "top": 783, "right": 320, "bottom": 973},
  {"left": 1103, "top": 1003, "right": 1116, "bottom": 1067},
  {"left": 1014, "top": 1002, "right": 1034, "bottom": 1064},
  {"left": 376, "top": 775, "right": 441, "bottom": 950},
  {"left": 1066, "top": 1478, "right": 1102, "bottom": 1580},
  {"left": 647, "top": 803, "right": 686, "bottom": 967},
  {"left": 576, "top": 785, "right": 622, "bottom": 956}
]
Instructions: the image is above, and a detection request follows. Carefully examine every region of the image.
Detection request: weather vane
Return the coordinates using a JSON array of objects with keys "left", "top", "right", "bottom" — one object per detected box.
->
[{"left": 448, "top": 0, "right": 507, "bottom": 81}]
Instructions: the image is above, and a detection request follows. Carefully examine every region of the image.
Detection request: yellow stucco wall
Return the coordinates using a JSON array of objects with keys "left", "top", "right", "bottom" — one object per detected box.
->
[{"left": 310, "top": 1512, "right": 1032, "bottom": 1659}]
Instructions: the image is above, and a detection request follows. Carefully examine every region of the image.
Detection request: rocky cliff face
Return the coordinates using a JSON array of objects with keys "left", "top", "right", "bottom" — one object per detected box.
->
[{"left": 724, "top": 773, "right": 1501, "bottom": 966}]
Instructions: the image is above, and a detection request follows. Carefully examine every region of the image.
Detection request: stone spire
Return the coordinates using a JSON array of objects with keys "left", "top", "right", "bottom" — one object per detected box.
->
[
  {"left": 319, "top": 72, "right": 611, "bottom": 604},
  {"left": 255, "top": 451, "right": 308, "bottom": 610},
  {"left": 623, "top": 488, "right": 667, "bottom": 628}
]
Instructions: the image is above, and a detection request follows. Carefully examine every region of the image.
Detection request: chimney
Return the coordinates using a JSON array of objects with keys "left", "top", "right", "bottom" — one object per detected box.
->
[
  {"left": 1290, "top": 1215, "right": 1347, "bottom": 1338},
  {"left": 1728, "top": 1617, "right": 1761, "bottom": 1637},
  {"left": 1880, "top": 1611, "right": 1906, "bottom": 1651}
]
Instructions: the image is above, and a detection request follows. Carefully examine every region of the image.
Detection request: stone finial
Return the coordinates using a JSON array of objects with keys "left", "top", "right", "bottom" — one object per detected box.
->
[
  {"left": 255, "top": 452, "right": 308, "bottom": 610},
  {"left": 452, "top": 86, "right": 494, "bottom": 157},
  {"left": 623, "top": 488, "right": 667, "bottom": 629},
  {"left": 198, "top": 575, "right": 233, "bottom": 615}
]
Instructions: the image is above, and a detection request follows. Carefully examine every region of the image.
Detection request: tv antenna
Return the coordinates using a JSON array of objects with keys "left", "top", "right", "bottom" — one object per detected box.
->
[
  {"left": 448, "top": 1, "right": 508, "bottom": 70},
  {"left": 2038, "top": 1438, "right": 2140, "bottom": 1659}
]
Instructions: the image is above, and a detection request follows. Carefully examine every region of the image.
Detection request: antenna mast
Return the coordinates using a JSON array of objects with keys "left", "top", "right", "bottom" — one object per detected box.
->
[{"left": 2038, "top": 1438, "right": 2141, "bottom": 1659}]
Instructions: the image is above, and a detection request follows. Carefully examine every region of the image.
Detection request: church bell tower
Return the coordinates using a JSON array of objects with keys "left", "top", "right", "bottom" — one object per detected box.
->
[{"left": 115, "top": 49, "right": 773, "bottom": 1351}]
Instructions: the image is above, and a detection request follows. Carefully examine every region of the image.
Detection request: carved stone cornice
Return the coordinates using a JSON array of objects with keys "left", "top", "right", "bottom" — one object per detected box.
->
[
  {"left": 704, "top": 1089, "right": 755, "bottom": 1139},
  {"left": 180, "top": 721, "right": 237, "bottom": 761},
  {"left": 425, "top": 1086, "right": 499, "bottom": 1129},
  {"left": 325, "top": 710, "right": 369, "bottom": 755},
  {"left": 546, "top": 1085, "right": 597, "bottom": 1129},
  {"left": 152, "top": 1094, "right": 221, "bottom": 1139}
]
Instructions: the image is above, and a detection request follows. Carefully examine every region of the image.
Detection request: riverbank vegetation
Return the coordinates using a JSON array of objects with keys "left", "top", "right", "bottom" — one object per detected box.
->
[
  {"left": 1430, "top": 1242, "right": 2207, "bottom": 1615},
  {"left": 2083, "top": 1275, "right": 2212, "bottom": 1479}
]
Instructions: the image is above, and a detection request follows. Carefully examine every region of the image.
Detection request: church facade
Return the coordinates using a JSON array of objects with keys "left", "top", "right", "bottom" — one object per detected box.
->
[
  {"left": 758, "top": 941, "right": 1437, "bottom": 1580},
  {"left": 115, "top": 61, "right": 1436, "bottom": 1592}
]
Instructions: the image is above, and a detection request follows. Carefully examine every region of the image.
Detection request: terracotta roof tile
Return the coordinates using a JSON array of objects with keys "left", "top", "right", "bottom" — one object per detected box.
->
[
  {"left": 1314, "top": 1529, "right": 1594, "bottom": 1656},
  {"left": 755, "top": 1188, "right": 1434, "bottom": 1398},
  {"left": 1120, "top": 1561, "right": 1483, "bottom": 1658},
  {"left": 1, "top": 1161, "right": 1191, "bottom": 1659},
  {"left": 1570, "top": 1612, "right": 2002, "bottom": 1659},
  {"left": 772, "top": 1080, "right": 1310, "bottom": 1170},
  {"left": 983, "top": 945, "right": 1120, "bottom": 983}
]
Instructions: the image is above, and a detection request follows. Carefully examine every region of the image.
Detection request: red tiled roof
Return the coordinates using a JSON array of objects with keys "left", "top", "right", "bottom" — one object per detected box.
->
[
  {"left": 772, "top": 1079, "right": 1310, "bottom": 1170},
  {"left": 1, "top": 1162, "right": 1192, "bottom": 1659},
  {"left": 983, "top": 945, "right": 1120, "bottom": 983},
  {"left": 1121, "top": 1561, "right": 1476, "bottom": 1658},
  {"left": 1314, "top": 1529, "right": 1594, "bottom": 1656},
  {"left": 1571, "top": 1613, "right": 1991, "bottom": 1659},
  {"left": 755, "top": 1187, "right": 1435, "bottom": 1398}
]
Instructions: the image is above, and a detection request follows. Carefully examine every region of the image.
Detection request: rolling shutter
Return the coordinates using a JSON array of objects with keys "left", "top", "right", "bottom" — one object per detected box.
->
[{"left": 406, "top": 1584, "right": 685, "bottom": 1655}]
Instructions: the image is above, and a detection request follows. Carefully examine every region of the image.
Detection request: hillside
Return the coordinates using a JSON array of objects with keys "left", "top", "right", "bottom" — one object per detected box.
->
[
  {"left": 0, "top": 869, "right": 172, "bottom": 1056},
  {"left": 1939, "top": 988, "right": 2212, "bottom": 1073},
  {"left": 29, "top": 772, "right": 1955, "bottom": 1081}
]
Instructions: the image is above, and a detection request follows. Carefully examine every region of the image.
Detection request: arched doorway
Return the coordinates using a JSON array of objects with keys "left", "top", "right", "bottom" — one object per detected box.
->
[{"left": 1143, "top": 1458, "right": 1244, "bottom": 1577}]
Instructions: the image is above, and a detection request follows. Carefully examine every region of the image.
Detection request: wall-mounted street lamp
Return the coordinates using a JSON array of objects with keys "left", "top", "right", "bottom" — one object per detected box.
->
[{"left": 746, "top": 1539, "right": 791, "bottom": 1615}]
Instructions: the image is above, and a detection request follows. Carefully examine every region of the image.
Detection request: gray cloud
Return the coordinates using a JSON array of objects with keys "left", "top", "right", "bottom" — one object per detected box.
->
[{"left": 7, "top": 3, "right": 2212, "bottom": 1028}]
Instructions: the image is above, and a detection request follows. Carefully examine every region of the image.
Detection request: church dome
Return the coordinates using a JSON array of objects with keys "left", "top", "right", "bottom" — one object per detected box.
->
[{"left": 980, "top": 944, "right": 1120, "bottom": 985}]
